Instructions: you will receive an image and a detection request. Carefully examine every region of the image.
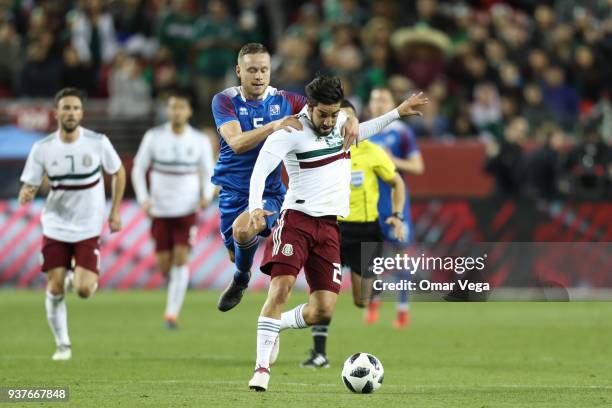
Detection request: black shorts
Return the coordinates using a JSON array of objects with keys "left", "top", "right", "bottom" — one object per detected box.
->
[{"left": 339, "top": 221, "right": 384, "bottom": 277}]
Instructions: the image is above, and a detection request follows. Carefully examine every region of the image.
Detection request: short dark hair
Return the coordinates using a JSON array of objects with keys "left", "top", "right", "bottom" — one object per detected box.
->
[
  {"left": 305, "top": 75, "right": 344, "bottom": 106},
  {"left": 167, "top": 89, "right": 193, "bottom": 106},
  {"left": 54, "top": 87, "right": 84, "bottom": 107},
  {"left": 238, "top": 43, "right": 269, "bottom": 61},
  {"left": 341, "top": 99, "right": 356, "bottom": 113}
]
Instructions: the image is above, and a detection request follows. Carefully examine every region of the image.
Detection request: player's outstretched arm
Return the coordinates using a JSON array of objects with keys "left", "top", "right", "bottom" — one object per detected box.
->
[
  {"left": 18, "top": 184, "right": 39, "bottom": 205},
  {"left": 131, "top": 132, "right": 153, "bottom": 215},
  {"left": 109, "top": 166, "right": 126, "bottom": 233},
  {"left": 341, "top": 109, "right": 359, "bottom": 150},
  {"left": 383, "top": 173, "right": 407, "bottom": 242},
  {"left": 357, "top": 92, "right": 429, "bottom": 142},
  {"left": 219, "top": 116, "right": 302, "bottom": 154},
  {"left": 247, "top": 151, "right": 282, "bottom": 231}
]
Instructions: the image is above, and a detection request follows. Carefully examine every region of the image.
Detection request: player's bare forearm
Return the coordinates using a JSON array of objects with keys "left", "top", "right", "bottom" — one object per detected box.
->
[
  {"left": 220, "top": 117, "right": 301, "bottom": 154},
  {"left": 388, "top": 174, "right": 406, "bottom": 215},
  {"left": 18, "top": 183, "right": 40, "bottom": 205},
  {"left": 110, "top": 166, "right": 126, "bottom": 214},
  {"left": 341, "top": 109, "right": 359, "bottom": 149},
  {"left": 392, "top": 153, "right": 424, "bottom": 175}
]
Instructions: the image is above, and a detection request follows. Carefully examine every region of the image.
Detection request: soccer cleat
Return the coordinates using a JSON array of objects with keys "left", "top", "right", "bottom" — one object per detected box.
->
[
  {"left": 393, "top": 310, "right": 411, "bottom": 329},
  {"left": 217, "top": 279, "right": 249, "bottom": 312},
  {"left": 248, "top": 366, "right": 270, "bottom": 391},
  {"left": 364, "top": 299, "right": 380, "bottom": 325},
  {"left": 269, "top": 335, "right": 280, "bottom": 365},
  {"left": 164, "top": 316, "right": 178, "bottom": 330},
  {"left": 64, "top": 271, "right": 74, "bottom": 292},
  {"left": 52, "top": 345, "right": 71, "bottom": 361},
  {"left": 299, "top": 349, "right": 330, "bottom": 368}
]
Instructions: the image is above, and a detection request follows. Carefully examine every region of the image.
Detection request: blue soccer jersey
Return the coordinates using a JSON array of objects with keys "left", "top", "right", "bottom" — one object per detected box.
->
[
  {"left": 369, "top": 121, "right": 420, "bottom": 244},
  {"left": 211, "top": 86, "right": 307, "bottom": 250},
  {"left": 211, "top": 86, "right": 307, "bottom": 195}
]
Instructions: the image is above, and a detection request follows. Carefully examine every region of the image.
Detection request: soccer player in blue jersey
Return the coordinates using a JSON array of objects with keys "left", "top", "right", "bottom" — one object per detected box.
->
[
  {"left": 211, "top": 43, "right": 359, "bottom": 311},
  {"left": 366, "top": 87, "right": 424, "bottom": 328}
]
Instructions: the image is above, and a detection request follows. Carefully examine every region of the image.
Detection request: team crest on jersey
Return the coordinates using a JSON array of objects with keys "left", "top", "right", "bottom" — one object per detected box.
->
[
  {"left": 324, "top": 129, "right": 343, "bottom": 148},
  {"left": 239, "top": 107, "right": 248, "bottom": 115},
  {"left": 269, "top": 104, "right": 280, "bottom": 115},
  {"left": 82, "top": 154, "right": 93, "bottom": 167},
  {"left": 282, "top": 243, "right": 294, "bottom": 256}
]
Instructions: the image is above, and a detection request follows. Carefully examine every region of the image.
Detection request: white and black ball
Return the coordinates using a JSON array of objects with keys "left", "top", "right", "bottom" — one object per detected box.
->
[{"left": 341, "top": 352, "right": 384, "bottom": 393}]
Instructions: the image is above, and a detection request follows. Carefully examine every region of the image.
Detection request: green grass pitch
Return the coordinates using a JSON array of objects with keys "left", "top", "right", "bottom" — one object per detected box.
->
[{"left": 1, "top": 290, "right": 611, "bottom": 407}]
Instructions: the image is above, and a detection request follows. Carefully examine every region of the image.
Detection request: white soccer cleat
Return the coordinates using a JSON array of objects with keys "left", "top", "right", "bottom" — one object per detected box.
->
[
  {"left": 248, "top": 366, "right": 270, "bottom": 392},
  {"left": 52, "top": 345, "right": 71, "bottom": 361},
  {"left": 269, "top": 335, "right": 280, "bottom": 365},
  {"left": 64, "top": 271, "right": 74, "bottom": 292}
]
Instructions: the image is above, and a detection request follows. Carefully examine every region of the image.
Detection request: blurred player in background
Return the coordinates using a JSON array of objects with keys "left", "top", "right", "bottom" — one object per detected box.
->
[
  {"left": 132, "top": 92, "right": 215, "bottom": 329},
  {"left": 211, "top": 43, "right": 359, "bottom": 312},
  {"left": 366, "top": 87, "right": 425, "bottom": 328},
  {"left": 300, "top": 100, "right": 407, "bottom": 368},
  {"left": 18, "top": 87, "right": 126, "bottom": 360},
  {"left": 246, "top": 75, "right": 427, "bottom": 391}
]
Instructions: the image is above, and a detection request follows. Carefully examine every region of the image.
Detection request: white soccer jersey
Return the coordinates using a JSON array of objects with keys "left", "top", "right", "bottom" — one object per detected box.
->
[
  {"left": 20, "top": 127, "right": 122, "bottom": 243},
  {"left": 131, "top": 123, "right": 215, "bottom": 217},
  {"left": 252, "top": 108, "right": 352, "bottom": 217}
]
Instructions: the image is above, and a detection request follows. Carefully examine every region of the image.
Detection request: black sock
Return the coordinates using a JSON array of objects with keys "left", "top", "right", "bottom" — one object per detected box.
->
[{"left": 312, "top": 325, "right": 328, "bottom": 355}]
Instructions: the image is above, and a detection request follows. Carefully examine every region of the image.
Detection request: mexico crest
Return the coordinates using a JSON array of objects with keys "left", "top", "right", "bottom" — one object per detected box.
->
[{"left": 282, "top": 243, "right": 294, "bottom": 256}]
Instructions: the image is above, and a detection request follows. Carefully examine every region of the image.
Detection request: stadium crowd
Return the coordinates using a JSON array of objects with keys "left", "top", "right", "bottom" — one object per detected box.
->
[{"left": 0, "top": 0, "right": 610, "bottom": 197}]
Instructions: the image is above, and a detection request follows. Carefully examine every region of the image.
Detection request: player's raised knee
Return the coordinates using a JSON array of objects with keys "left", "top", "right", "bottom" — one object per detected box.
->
[{"left": 76, "top": 286, "right": 92, "bottom": 298}]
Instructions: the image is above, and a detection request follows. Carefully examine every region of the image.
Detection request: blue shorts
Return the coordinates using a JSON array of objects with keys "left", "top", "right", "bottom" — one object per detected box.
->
[{"left": 218, "top": 189, "right": 284, "bottom": 250}]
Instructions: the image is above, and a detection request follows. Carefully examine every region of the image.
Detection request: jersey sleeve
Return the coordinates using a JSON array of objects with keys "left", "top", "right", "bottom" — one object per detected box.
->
[
  {"left": 260, "top": 129, "right": 298, "bottom": 160},
  {"left": 211, "top": 93, "right": 239, "bottom": 130},
  {"left": 131, "top": 131, "right": 153, "bottom": 204},
  {"left": 371, "top": 144, "right": 397, "bottom": 182},
  {"left": 20, "top": 142, "right": 45, "bottom": 186},
  {"left": 280, "top": 90, "right": 307, "bottom": 114},
  {"left": 101, "top": 135, "right": 122, "bottom": 174}
]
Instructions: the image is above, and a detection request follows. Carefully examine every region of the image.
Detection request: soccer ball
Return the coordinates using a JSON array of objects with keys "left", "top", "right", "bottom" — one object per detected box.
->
[{"left": 341, "top": 352, "right": 384, "bottom": 393}]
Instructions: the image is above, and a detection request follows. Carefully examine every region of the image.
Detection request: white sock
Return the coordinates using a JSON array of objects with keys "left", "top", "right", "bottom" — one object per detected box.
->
[
  {"left": 45, "top": 291, "right": 70, "bottom": 347},
  {"left": 165, "top": 264, "right": 189, "bottom": 318},
  {"left": 256, "top": 316, "right": 280, "bottom": 368},
  {"left": 280, "top": 303, "right": 308, "bottom": 331}
]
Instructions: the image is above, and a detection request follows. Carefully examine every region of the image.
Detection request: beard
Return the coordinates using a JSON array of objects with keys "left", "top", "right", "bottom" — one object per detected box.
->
[{"left": 61, "top": 120, "right": 79, "bottom": 133}]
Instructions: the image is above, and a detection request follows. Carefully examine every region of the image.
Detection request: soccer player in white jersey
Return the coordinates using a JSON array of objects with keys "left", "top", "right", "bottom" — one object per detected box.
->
[
  {"left": 132, "top": 92, "right": 215, "bottom": 329},
  {"left": 246, "top": 75, "right": 428, "bottom": 391},
  {"left": 18, "top": 87, "right": 126, "bottom": 361}
]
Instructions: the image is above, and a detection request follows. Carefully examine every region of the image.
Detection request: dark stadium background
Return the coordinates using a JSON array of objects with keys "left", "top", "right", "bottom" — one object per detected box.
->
[{"left": 0, "top": 0, "right": 610, "bottom": 291}]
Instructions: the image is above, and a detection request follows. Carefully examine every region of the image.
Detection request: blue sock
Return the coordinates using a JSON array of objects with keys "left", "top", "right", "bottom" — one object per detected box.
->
[
  {"left": 397, "top": 271, "right": 410, "bottom": 306},
  {"left": 233, "top": 236, "right": 259, "bottom": 285}
]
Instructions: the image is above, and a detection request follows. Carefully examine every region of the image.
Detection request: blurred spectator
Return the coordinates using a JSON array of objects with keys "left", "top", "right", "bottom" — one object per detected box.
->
[
  {"left": 112, "top": 0, "right": 153, "bottom": 41},
  {"left": 521, "top": 83, "right": 555, "bottom": 132},
  {"left": 484, "top": 117, "right": 528, "bottom": 196},
  {"left": 403, "top": 0, "right": 453, "bottom": 32},
  {"left": 237, "top": 0, "right": 270, "bottom": 45},
  {"left": 19, "top": 40, "right": 60, "bottom": 97},
  {"left": 321, "top": 23, "right": 363, "bottom": 75},
  {"left": 286, "top": 3, "right": 324, "bottom": 46},
  {"left": 156, "top": 0, "right": 198, "bottom": 68},
  {"left": 573, "top": 45, "right": 602, "bottom": 103},
  {"left": 60, "top": 45, "right": 91, "bottom": 91},
  {"left": 108, "top": 51, "right": 152, "bottom": 118},
  {"left": 521, "top": 124, "right": 566, "bottom": 199},
  {"left": 542, "top": 66, "right": 578, "bottom": 131},
  {"left": 324, "top": 0, "right": 368, "bottom": 28},
  {"left": 71, "top": 0, "right": 118, "bottom": 70},
  {"left": 470, "top": 82, "right": 503, "bottom": 140},
  {"left": 193, "top": 0, "right": 241, "bottom": 125},
  {"left": 0, "top": 22, "right": 21, "bottom": 95},
  {"left": 565, "top": 120, "right": 611, "bottom": 198}
]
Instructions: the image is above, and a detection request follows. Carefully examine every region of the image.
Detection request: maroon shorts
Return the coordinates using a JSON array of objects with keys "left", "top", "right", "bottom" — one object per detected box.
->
[
  {"left": 151, "top": 213, "right": 198, "bottom": 252},
  {"left": 41, "top": 236, "right": 100, "bottom": 274},
  {"left": 261, "top": 210, "right": 342, "bottom": 294}
]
